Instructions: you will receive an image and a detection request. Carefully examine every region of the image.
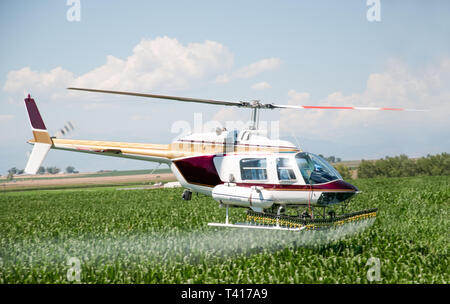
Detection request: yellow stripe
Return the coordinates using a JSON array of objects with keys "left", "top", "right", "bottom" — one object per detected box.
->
[{"left": 31, "top": 131, "right": 52, "bottom": 144}]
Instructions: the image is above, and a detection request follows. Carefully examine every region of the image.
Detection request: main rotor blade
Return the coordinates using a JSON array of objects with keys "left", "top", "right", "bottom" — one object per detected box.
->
[
  {"left": 272, "top": 104, "right": 429, "bottom": 112},
  {"left": 68, "top": 87, "right": 429, "bottom": 112},
  {"left": 68, "top": 87, "right": 245, "bottom": 107}
]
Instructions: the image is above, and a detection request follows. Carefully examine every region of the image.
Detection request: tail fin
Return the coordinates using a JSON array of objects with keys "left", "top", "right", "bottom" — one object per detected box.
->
[{"left": 24, "top": 94, "right": 52, "bottom": 174}]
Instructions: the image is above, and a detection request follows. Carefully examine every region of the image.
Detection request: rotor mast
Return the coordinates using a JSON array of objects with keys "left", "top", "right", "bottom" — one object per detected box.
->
[
  {"left": 248, "top": 100, "right": 268, "bottom": 130},
  {"left": 250, "top": 107, "right": 259, "bottom": 130}
]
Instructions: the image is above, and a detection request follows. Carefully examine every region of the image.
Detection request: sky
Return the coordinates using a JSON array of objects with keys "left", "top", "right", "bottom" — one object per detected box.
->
[{"left": 0, "top": 0, "right": 449, "bottom": 174}]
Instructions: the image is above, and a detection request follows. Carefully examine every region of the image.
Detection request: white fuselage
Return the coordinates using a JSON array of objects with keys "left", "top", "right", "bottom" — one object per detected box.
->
[{"left": 170, "top": 130, "right": 358, "bottom": 211}]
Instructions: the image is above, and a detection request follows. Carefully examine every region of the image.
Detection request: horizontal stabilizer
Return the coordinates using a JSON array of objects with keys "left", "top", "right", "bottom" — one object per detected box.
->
[{"left": 25, "top": 143, "right": 51, "bottom": 174}]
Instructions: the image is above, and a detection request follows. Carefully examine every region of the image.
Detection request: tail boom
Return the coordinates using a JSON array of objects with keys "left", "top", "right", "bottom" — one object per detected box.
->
[{"left": 51, "top": 138, "right": 177, "bottom": 164}]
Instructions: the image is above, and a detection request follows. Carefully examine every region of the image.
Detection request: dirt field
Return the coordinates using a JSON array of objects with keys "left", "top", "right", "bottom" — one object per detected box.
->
[{"left": 0, "top": 173, "right": 176, "bottom": 191}]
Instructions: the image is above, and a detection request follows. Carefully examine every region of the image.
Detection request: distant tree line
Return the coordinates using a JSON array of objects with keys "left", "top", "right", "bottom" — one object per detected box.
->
[
  {"left": 332, "top": 153, "right": 450, "bottom": 179},
  {"left": 357, "top": 153, "right": 450, "bottom": 178},
  {"left": 318, "top": 155, "right": 350, "bottom": 179},
  {"left": 7, "top": 167, "right": 24, "bottom": 175},
  {"left": 6, "top": 166, "right": 78, "bottom": 178},
  {"left": 318, "top": 155, "right": 342, "bottom": 163},
  {"left": 334, "top": 164, "right": 353, "bottom": 180}
]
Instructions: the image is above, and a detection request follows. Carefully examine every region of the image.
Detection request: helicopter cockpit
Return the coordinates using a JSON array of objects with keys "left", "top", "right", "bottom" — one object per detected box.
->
[{"left": 295, "top": 152, "right": 343, "bottom": 184}]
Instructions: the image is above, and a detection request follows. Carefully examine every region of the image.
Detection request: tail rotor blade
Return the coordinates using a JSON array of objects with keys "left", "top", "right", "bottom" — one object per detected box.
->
[{"left": 54, "top": 121, "right": 75, "bottom": 138}]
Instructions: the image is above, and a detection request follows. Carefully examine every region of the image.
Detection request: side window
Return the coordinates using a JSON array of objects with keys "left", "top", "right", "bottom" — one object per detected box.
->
[
  {"left": 240, "top": 158, "right": 267, "bottom": 180},
  {"left": 276, "top": 158, "right": 296, "bottom": 181}
]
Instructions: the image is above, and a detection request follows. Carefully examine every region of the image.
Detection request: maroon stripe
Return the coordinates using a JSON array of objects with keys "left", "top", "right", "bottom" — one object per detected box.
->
[
  {"left": 235, "top": 180, "right": 358, "bottom": 191},
  {"left": 25, "top": 95, "right": 46, "bottom": 130},
  {"left": 174, "top": 155, "right": 222, "bottom": 186}
]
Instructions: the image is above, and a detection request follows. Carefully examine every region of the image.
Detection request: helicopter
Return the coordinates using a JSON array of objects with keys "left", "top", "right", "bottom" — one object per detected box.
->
[{"left": 23, "top": 88, "right": 426, "bottom": 231}]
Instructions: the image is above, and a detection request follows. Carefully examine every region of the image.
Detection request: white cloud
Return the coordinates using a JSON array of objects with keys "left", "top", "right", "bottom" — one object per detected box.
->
[
  {"left": 213, "top": 107, "right": 241, "bottom": 123},
  {"left": 235, "top": 58, "right": 281, "bottom": 79},
  {"left": 280, "top": 58, "right": 450, "bottom": 142},
  {"left": 3, "top": 36, "right": 234, "bottom": 100},
  {"left": 251, "top": 81, "right": 272, "bottom": 90},
  {"left": 215, "top": 57, "right": 281, "bottom": 83},
  {"left": 3, "top": 67, "right": 75, "bottom": 99},
  {"left": 214, "top": 74, "right": 231, "bottom": 84},
  {"left": 3, "top": 37, "right": 281, "bottom": 103},
  {"left": 72, "top": 37, "right": 234, "bottom": 92}
]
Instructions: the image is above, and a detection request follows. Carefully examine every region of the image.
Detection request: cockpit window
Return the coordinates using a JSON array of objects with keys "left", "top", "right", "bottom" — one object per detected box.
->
[{"left": 295, "top": 152, "right": 342, "bottom": 184}]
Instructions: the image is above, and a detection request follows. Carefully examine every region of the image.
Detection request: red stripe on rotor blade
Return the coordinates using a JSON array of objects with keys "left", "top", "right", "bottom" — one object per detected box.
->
[
  {"left": 302, "top": 106, "right": 355, "bottom": 110},
  {"left": 380, "top": 108, "right": 403, "bottom": 111},
  {"left": 24, "top": 95, "right": 47, "bottom": 130}
]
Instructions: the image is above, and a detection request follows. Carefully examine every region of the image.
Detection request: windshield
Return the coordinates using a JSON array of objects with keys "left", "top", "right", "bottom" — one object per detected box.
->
[{"left": 295, "top": 152, "right": 342, "bottom": 184}]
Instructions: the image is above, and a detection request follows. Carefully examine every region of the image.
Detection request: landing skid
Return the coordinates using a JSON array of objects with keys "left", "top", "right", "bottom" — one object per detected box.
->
[
  {"left": 208, "top": 222, "right": 306, "bottom": 231},
  {"left": 208, "top": 204, "right": 377, "bottom": 232},
  {"left": 208, "top": 204, "right": 307, "bottom": 231}
]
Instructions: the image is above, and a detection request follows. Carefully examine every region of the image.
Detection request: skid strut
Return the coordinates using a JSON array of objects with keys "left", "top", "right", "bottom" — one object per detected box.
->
[{"left": 225, "top": 205, "right": 229, "bottom": 225}]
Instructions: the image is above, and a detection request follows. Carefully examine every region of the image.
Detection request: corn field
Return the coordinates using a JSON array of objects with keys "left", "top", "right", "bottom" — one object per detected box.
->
[{"left": 0, "top": 176, "right": 448, "bottom": 283}]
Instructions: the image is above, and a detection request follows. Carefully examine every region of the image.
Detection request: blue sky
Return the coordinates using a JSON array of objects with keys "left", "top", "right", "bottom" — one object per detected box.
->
[{"left": 1, "top": 0, "right": 449, "bottom": 174}]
